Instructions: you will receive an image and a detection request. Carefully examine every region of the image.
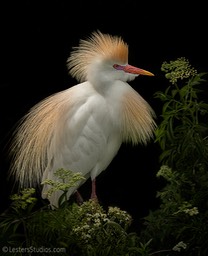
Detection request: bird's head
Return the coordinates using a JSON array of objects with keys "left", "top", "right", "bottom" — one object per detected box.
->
[{"left": 67, "top": 31, "right": 154, "bottom": 85}]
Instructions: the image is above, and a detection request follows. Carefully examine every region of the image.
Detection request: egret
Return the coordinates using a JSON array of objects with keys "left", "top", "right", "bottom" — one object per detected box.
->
[{"left": 9, "top": 31, "right": 156, "bottom": 207}]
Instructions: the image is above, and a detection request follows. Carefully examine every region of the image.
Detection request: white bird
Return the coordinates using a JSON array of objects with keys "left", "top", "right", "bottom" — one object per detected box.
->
[{"left": 9, "top": 31, "right": 156, "bottom": 207}]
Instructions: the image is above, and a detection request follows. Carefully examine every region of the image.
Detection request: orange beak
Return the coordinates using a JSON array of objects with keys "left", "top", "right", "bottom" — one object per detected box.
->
[
  {"left": 123, "top": 64, "right": 154, "bottom": 76},
  {"left": 113, "top": 64, "right": 154, "bottom": 76}
]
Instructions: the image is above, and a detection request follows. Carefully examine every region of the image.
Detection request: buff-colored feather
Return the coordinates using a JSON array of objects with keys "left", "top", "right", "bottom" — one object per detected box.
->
[
  {"left": 122, "top": 87, "right": 156, "bottom": 145},
  {"left": 9, "top": 88, "right": 76, "bottom": 187}
]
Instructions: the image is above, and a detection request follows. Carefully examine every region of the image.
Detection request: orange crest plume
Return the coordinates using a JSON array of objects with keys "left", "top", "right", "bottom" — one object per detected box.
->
[{"left": 67, "top": 30, "right": 129, "bottom": 82}]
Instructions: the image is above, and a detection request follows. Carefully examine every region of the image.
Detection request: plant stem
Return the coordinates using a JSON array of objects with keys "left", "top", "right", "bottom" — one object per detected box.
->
[{"left": 149, "top": 249, "right": 171, "bottom": 255}]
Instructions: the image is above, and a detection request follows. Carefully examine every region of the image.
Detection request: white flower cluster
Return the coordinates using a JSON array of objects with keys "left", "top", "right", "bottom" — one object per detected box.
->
[
  {"left": 175, "top": 202, "right": 199, "bottom": 217},
  {"left": 156, "top": 165, "right": 173, "bottom": 181},
  {"left": 183, "top": 207, "right": 199, "bottom": 216},
  {"left": 161, "top": 57, "right": 197, "bottom": 84},
  {"left": 72, "top": 207, "right": 109, "bottom": 243},
  {"left": 71, "top": 202, "right": 132, "bottom": 243},
  {"left": 108, "top": 206, "right": 132, "bottom": 225},
  {"left": 172, "top": 241, "right": 187, "bottom": 252}
]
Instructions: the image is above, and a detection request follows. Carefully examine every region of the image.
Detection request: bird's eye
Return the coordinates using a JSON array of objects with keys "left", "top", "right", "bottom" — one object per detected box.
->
[{"left": 113, "top": 64, "right": 123, "bottom": 70}]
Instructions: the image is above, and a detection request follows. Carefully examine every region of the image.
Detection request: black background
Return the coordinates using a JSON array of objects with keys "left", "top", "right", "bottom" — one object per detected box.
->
[{"left": 0, "top": 1, "right": 207, "bottom": 230}]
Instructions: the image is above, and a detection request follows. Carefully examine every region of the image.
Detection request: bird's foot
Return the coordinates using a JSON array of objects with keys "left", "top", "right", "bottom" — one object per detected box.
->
[{"left": 90, "top": 192, "right": 98, "bottom": 203}]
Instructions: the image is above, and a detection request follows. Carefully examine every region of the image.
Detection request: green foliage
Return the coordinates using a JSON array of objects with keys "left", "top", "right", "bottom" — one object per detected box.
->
[
  {"left": 10, "top": 188, "right": 37, "bottom": 210},
  {"left": 0, "top": 170, "right": 152, "bottom": 256},
  {"left": 0, "top": 188, "right": 38, "bottom": 250},
  {"left": 41, "top": 168, "right": 85, "bottom": 207},
  {"left": 140, "top": 58, "right": 208, "bottom": 255},
  {"left": 155, "top": 58, "right": 208, "bottom": 168}
]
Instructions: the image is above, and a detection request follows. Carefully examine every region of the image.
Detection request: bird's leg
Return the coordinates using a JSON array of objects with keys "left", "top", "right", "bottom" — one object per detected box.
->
[
  {"left": 90, "top": 178, "right": 98, "bottom": 201},
  {"left": 75, "top": 190, "right": 84, "bottom": 205}
]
